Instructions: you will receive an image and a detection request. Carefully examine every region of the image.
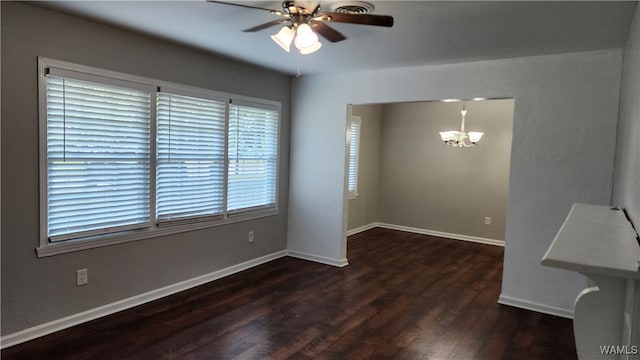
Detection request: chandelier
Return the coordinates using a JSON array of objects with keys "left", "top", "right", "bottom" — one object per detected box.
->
[{"left": 439, "top": 105, "right": 484, "bottom": 147}]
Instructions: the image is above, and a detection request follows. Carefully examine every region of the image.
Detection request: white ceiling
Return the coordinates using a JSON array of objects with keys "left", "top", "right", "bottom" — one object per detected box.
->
[{"left": 39, "top": 1, "right": 637, "bottom": 75}]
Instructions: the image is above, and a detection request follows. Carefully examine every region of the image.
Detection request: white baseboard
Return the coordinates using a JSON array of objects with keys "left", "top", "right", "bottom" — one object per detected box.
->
[
  {"left": 498, "top": 294, "right": 574, "bottom": 319},
  {"left": 286, "top": 250, "right": 349, "bottom": 267},
  {"left": 346, "top": 222, "right": 378, "bottom": 236},
  {"left": 376, "top": 222, "right": 505, "bottom": 247},
  {"left": 0, "top": 250, "right": 288, "bottom": 349}
]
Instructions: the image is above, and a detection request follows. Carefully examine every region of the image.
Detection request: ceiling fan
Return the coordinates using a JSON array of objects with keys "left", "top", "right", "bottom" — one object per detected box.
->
[{"left": 207, "top": 1, "right": 394, "bottom": 54}]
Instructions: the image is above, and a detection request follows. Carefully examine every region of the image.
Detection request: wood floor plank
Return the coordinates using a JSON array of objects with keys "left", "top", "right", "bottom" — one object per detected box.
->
[{"left": 1, "top": 228, "right": 577, "bottom": 359}]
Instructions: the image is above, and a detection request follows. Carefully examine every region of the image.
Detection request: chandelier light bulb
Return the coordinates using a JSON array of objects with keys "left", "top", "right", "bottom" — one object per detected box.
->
[
  {"left": 468, "top": 131, "right": 484, "bottom": 143},
  {"left": 439, "top": 131, "right": 456, "bottom": 142}
]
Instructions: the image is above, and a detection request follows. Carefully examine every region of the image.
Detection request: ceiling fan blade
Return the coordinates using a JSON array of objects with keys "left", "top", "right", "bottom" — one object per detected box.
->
[
  {"left": 315, "top": 12, "right": 394, "bottom": 27},
  {"left": 311, "top": 21, "right": 346, "bottom": 42},
  {"left": 206, "top": 1, "right": 284, "bottom": 16},
  {"left": 243, "top": 18, "right": 290, "bottom": 32},
  {"left": 311, "top": 4, "right": 321, "bottom": 16}
]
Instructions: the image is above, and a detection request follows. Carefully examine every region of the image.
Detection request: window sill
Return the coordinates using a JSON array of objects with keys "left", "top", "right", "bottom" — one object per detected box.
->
[
  {"left": 36, "top": 208, "right": 278, "bottom": 258},
  {"left": 348, "top": 193, "right": 359, "bottom": 200}
]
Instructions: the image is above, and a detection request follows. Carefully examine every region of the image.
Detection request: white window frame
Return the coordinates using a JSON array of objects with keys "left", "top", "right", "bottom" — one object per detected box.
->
[
  {"left": 44, "top": 70, "right": 156, "bottom": 242},
  {"left": 347, "top": 116, "right": 362, "bottom": 200},
  {"left": 155, "top": 87, "right": 229, "bottom": 226},
  {"left": 226, "top": 99, "right": 280, "bottom": 215},
  {"left": 37, "top": 58, "right": 280, "bottom": 257}
]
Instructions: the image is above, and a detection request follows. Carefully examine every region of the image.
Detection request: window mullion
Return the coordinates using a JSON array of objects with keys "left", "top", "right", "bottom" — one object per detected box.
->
[
  {"left": 223, "top": 99, "right": 231, "bottom": 219},
  {"left": 150, "top": 87, "right": 158, "bottom": 226},
  {"left": 38, "top": 59, "right": 49, "bottom": 247}
]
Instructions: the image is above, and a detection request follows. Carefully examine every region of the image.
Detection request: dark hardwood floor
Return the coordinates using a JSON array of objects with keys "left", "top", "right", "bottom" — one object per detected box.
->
[{"left": 2, "top": 228, "right": 577, "bottom": 359}]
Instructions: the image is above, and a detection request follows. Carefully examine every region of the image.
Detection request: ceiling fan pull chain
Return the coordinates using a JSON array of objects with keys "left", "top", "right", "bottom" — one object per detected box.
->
[{"left": 296, "top": 50, "right": 301, "bottom": 78}]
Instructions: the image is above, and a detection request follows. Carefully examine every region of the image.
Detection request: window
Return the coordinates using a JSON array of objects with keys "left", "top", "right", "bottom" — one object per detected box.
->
[
  {"left": 39, "top": 58, "right": 280, "bottom": 254},
  {"left": 45, "top": 72, "right": 153, "bottom": 241},
  {"left": 156, "top": 92, "right": 226, "bottom": 223},
  {"left": 227, "top": 101, "right": 279, "bottom": 213},
  {"left": 347, "top": 116, "right": 362, "bottom": 199}
]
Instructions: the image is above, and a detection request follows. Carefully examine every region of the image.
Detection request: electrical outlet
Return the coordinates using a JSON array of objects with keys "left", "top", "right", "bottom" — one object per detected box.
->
[
  {"left": 76, "top": 268, "right": 88, "bottom": 286},
  {"left": 248, "top": 231, "right": 254, "bottom": 243},
  {"left": 484, "top": 217, "right": 492, "bottom": 226}
]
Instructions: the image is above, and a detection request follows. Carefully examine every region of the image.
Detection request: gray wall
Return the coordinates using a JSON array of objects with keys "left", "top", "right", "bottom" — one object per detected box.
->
[
  {"left": 288, "top": 49, "right": 621, "bottom": 314},
  {"left": 1, "top": 2, "right": 290, "bottom": 335},
  {"left": 613, "top": 4, "right": 640, "bottom": 227},
  {"left": 347, "top": 105, "right": 383, "bottom": 230},
  {"left": 377, "top": 100, "right": 513, "bottom": 241}
]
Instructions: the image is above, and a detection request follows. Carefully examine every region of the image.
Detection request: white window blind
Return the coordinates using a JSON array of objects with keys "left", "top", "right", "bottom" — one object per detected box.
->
[
  {"left": 39, "top": 59, "right": 283, "bottom": 251},
  {"left": 156, "top": 93, "right": 226, "bottom": 222},
  {"left": 348, "top": 116, "right": 361, "bottom": 199},
  {"left": 46, "top": 74, "right": 151, "bottom": 241},
  {"left": 227, "top": 101, "right": 279, "bottom": 213}
]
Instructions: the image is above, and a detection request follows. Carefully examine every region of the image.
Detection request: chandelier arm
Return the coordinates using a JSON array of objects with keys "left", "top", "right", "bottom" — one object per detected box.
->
[
  {"left": 443, "top": 140, "right": 475, "bottom": 148},
  {"left": 460, "top": 105, "right": 467, "bottom": 133}
]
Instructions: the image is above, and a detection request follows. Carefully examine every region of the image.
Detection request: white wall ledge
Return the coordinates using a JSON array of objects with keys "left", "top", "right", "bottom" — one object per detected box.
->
[
  {"left": 542, "top": 203, "right": 640, "bottom": 279},
  {"left": 542, "top": 203, "right": 640, "bottom": 360}
]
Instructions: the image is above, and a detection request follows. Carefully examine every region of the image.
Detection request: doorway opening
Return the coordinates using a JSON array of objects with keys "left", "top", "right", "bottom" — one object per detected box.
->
[{"left": 345, "top": 98, "right": 515, "bottom": 254}]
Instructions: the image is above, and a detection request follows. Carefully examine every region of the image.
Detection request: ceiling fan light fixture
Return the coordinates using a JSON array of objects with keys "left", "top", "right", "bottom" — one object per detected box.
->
[
  {"left": 271, "top": 26, "right": 295, "bottom": 52},
  {"left": 294, "top": 23, "right": 319, "bottom": 50},
  {"left": 300, "top": 40, "right": 322, "bottom": 54}
]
